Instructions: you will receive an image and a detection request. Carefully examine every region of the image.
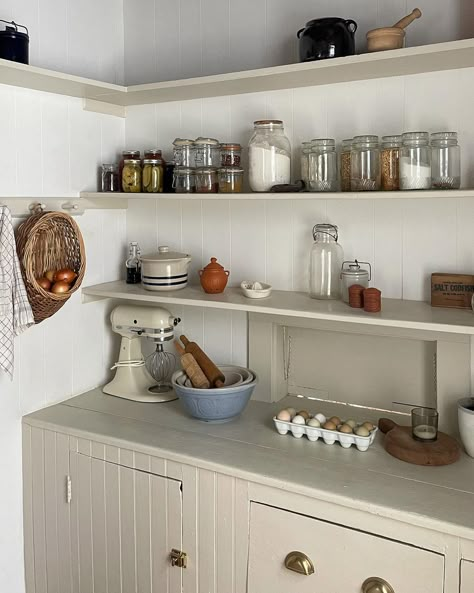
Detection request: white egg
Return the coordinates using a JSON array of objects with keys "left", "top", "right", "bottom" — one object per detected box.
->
[
  {"left": 292, "top": 415, "right": 306, "bottom": 425},
  {"left": 307, "top": 418, "right": 321, "bottom": 428},
  {"left": 314, "top": 413, "right": 326, "bottom": 424},
  {"left": 276, "top": 409, "right": 291, "bottom": 422},
  {"left": 286, "top": 407, "right": 296, "bottom": 418}
]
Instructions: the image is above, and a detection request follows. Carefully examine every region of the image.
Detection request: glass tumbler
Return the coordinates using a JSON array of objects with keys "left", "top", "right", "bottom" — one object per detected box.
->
[
  {"left": 431, "top": 132, "right": 461, "bottom": 189},
  {"left": 308, "top": 139, "right": 337, "bottom": 192},
  {"left": 309, "top": 223, "right": 344, "bottom": 300},
  {"left": 411, "top": 407, "right": 438, "bottom": 442}
]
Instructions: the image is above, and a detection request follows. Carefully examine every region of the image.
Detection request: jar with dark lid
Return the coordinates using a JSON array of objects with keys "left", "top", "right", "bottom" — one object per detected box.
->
[
  {"left": 101, "top": 164, "right": 120, "bottom": 192},
  {"left": 195, "top": 167, "right": 218, "bottom": 193},
  {"left": 218, "top": 167, "right": 244, "bottom": 193},
  {"left": 173, "top": 166, "right": 196, "bottom": 193},
  {"left": 122, "top": 159, "right": 142, "bottom": 193},
  {"left": 119, "top": 150, "right": 141, "bottom": 184},
  {"left": 142, "top": 159, "right": 163, "bottom": 193},
  {"left": 220, "top": 143, "right": 242, "bottom": 167},
  {"left": 173, "top": 139, "right": 194, "bottom": 167},
  {"left": 194, "top": 138, "right": 220, "bottom": 168}
]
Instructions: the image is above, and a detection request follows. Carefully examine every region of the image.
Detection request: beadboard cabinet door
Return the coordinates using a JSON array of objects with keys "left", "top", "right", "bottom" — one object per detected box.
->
[
  {"left": 70, "top": 452, "right": 183, "bottom": 593},
  {"left": 461, "top": 560, "right": 474, "bottom": 592}
]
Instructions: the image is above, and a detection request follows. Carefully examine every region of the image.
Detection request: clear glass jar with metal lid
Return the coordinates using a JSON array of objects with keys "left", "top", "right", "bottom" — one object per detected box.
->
[
  {"left": 119, "top": 150, "right": 140, "bottom": 182},
  {"left": 340, "top": 138, "right": 352, "bottom": 192},
  {"left": 249, "top": 120, "right": 291, "bottom": 192},
  {"left": 400, "top": 131, "right": 431, "bottom": 190},
  {"left": 194, "top": 137, "right": 220, "bottom": 168},
  {"left": 218, "top": 166, "right": 244, "bottom": 193},
  {"left": 309, "top": 139, "right": 337, "bottom": 192},
  {"left": 220, "top": 143, "right": 242, "bottom": 167},
  {"left": 309, "top": 223, "right": 344, "bottom": 300},
  {"left": 431, "top": 132, "right": 460, "bottom": 189},
  {"left": 173, "top": 138, "right": 194, "bottom": 167},
  {"left": 142, "top": 159, "right": 164, "bottom": 193},
  {"left": 173, "top": 166, "right": 196, "bottom": 193},
  {"left": 340, "top": 259, "right": 371, "bottom": 303},
  {"left": 351, "top": 135, "right": 380, "bottom": 191},
  {"left": 300, "top": 141, "right": 312, "bottom": 188},
  {"left": 122, "top": 159, "right": 142, "bottom": 193},
  {"left": 195, "top": 167, "right": 218, "bottom": 193},
  {"left": 381, "top": 135, "right": 401, "bottom": 191},
  {"left": 101, "top": 164, "right": 119, "bottom": 192}
]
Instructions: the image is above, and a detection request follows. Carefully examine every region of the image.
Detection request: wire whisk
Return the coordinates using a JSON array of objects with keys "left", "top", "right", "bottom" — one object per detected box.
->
[{"left": 146, "top": 343, "right": 176, "bottom": 394}]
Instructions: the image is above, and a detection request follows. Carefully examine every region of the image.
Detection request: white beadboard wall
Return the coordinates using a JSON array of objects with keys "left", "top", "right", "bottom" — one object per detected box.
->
[{"left": 123, "top": 0, "right": 474, "bottom": 84}]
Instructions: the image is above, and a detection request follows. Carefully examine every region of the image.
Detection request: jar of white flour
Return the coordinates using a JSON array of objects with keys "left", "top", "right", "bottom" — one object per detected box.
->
[{"left": 248, "top": 120, "right": 291, "bottom": 192}]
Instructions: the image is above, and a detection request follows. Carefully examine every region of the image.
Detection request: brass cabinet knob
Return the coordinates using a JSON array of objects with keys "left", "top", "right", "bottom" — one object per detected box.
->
[
  {"left": 362, "top": 577, "right": 395, "bottom": 593},
  {"left": 284, "top": 551, "right": 315, "bottom": 576},
  {"left": 170, "top": 549, "right": 187, "bottom": 568}
]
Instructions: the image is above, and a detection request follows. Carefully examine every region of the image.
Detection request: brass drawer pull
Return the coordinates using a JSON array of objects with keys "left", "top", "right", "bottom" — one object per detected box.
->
[
  {"left": 362, "top": 577, "right": 395, "bottom": 593},
  {"left": 170, "top": 549, "right": 187, "bottom": 568},
  {"left": 284, "top": 551, "right": 315, "bottom": 576}
]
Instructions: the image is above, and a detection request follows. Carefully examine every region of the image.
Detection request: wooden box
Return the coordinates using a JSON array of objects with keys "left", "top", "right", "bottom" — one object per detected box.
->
[{"left": 431, "top": 273, "right": 474, "bottom": 308}]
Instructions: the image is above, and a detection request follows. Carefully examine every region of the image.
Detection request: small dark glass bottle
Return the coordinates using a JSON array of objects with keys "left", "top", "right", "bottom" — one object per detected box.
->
[{"left": 126, "top": 241, "right": 141, "bottom": 284}]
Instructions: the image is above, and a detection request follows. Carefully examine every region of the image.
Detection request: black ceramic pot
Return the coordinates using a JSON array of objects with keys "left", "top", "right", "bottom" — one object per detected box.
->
[
  {"left": 0, "top": 20, "right": 29, "bottom": 64},
  {"left": 297, "top": 17, "right": 357, "bottom": 62}
]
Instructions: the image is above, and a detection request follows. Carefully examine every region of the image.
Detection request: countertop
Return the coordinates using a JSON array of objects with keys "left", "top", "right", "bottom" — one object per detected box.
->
[{"left": 24, "top": 389, "right": 474, "bottom": 540}]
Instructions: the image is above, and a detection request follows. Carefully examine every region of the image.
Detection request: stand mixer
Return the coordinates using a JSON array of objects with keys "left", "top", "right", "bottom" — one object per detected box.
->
[{"left": 103, "top": 304, "right": 181, "bottom": 403}]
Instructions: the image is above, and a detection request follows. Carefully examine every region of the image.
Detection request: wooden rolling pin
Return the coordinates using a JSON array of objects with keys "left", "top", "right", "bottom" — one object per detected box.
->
[
  {"left": 179, "top": 335, "right": 225, "bottom": 388},
  {"left": 393, "top": 8, "right": 422, "bottom": 30},
  {"left": 174, "top": 341, "right": 210, "bottom": 389}
]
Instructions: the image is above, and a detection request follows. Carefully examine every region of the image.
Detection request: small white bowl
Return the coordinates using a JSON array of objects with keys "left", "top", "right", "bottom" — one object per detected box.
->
[{"left": 241, "top": 280, "right": 272, "bottom": 299}]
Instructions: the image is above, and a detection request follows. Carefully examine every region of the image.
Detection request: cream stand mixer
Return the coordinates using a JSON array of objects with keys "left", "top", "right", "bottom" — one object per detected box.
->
[{"left": 103, "top": 304, "right": 181, "bottom": 403}]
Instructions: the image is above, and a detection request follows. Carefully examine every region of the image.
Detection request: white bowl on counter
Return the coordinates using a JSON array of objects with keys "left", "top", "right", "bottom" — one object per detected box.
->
[{"left": 241, "top": 280, "right": 272, "bottom": 299}]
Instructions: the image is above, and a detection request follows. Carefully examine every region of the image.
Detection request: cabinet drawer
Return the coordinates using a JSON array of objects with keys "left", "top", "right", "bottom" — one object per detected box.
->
[
  {"left": 461, "top": 560, "right": 474, "bottom": 592},
  {"left": 248, "top": 503, "right": 444, "bottom": 593}
]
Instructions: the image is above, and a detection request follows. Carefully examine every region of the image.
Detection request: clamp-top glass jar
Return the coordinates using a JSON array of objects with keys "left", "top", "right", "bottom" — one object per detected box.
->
[
  {"left": 309, "top": 223, "right": 344, "bottom": 300},
  {"left": 194, "top": 137, "right": 220, "bottom": 167},
  {"left": 340, "top": 260, "right": 371, "bottom": 302},
  {"left": 173, "top": 138, "right": 194, "bottom": 167},
  {"left": 351, "top": 135, "right": 380, "bottom": 191},
  {"left": 309, "top": 138, "right": 337, "bottom": 192},
  {"left": 431, "top": 132, "right": 460, "bottom": 189},
  {"left": 248, "top": 120, "right": 291, "bottom": 192},
  {"left": 400, "top": 131, "right": 431, "bottom": 190}
]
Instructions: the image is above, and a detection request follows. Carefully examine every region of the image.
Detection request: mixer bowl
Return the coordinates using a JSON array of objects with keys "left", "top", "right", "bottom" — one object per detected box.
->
[{"left": 172, "top": 370, "right": 258, "bottom": 422}]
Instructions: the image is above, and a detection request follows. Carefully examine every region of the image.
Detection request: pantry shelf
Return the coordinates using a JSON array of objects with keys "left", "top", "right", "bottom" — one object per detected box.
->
[
  {"left": 1, "top": 38, "right": 473, "bottom": 107},
  {"left": 82, "top": 281, "right": 474, "bottom": 336},
  {"left": 81, "top": 189, "right": 474, "bottom": 201}
]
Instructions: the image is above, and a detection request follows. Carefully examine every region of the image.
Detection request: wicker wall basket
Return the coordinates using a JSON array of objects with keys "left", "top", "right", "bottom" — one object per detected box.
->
[{"left": 15, "top": 211, "right": 86, "bottom": 323}]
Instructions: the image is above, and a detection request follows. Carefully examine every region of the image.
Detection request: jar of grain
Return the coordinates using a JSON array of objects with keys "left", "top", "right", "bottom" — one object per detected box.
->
[
  {"left": 218, "top": 167, "right": 244, "bottom": 193},
  {"left": 351, "top": 135, "right": 380, "bottom": 191},
  {"left": 300, "top": 141, "right": 312, "bottom": 188},
  {"left": 400, "top": 132, "right": 431, "bottom": 190},
  {"left": 122, "top": 159, "right": 142, "bottom": 193},
  {"left": 381, "top": 135, "right": 401, "bottom": 191},
  {"left": 340, "top": 138, "right": 352, "bottom": 192},
  {"left": 431, "top": 132, "right": 460, "bottom": 189},
  {"left": 308, "top": 139, "right": 337, "bottom": 192}
]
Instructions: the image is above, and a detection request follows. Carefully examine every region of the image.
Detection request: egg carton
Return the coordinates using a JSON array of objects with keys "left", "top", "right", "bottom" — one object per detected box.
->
[{"left": 272, "top": 417, "right": 378, "bottom": 452}]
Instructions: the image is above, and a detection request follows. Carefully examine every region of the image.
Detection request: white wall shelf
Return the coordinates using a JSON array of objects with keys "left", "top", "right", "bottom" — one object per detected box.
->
[
  {"left": 0, "top": 196, "right": 127, "bottom": 217},
  {"left": 81, "top": 189, "right": 474, "bottom": 201},
  {"left": 82, "top": 280, "right": 474, "bottom": 336},
  {"left": 1, "top": 39, "right": 473, "bottom": 107}
]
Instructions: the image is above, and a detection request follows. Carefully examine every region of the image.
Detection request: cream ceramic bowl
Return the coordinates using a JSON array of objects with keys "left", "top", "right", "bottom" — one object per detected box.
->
[
  {"left": 141, "top": 246, "right": 191, "bottom": 291},
  {"left": 458, "top": 397, "right": 474, "bottom": 457}
]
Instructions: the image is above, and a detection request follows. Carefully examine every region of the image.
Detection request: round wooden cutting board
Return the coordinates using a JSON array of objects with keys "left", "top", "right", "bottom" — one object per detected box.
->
[{"left": 378, "top": 418, "right": 461, "bottom": 466}]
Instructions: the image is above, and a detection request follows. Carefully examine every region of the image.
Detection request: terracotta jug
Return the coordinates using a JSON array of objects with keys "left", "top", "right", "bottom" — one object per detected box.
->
[{"left": 199, "top": 258, "right": 230, "bottom": 294}]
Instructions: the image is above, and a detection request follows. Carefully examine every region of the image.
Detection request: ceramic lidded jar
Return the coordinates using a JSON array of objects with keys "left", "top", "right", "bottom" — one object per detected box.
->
[{"left": 199, "top": 258, "right": 230, "bottom": 294}]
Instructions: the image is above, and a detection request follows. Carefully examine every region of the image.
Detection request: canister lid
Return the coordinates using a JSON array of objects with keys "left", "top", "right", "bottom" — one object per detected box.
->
[
  {"left": 194, "top": 137, "right": 220, "bottom": 145},
  {"left": 173, "top": 138, "right": 194, "bottom": 146},
  {"left": 143, "top": 159, "right": 161, "bottom": 165},
  {"left": 218, "top": 166, "right": 244, "bottom": 174},
  {"left": 123, "top": 159, "right": 141, "bottom": 165},
  {"left": 141, "top": 245, "right": 190, "bottom": 262},
  {"left": 341, "top": 260, "right": 372, "bottom": 280},
  {"left": 201, "top": 257, "right": 225, "bottom": 272}
]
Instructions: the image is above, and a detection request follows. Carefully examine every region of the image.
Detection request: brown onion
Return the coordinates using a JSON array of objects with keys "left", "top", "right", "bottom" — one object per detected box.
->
[
  {"left": 51, "top": 281, "right": 70, "bottom": 294},
  {"left": 54, "top": 268, "right": 77, "bottom": 283},
  {"left": 45, "top": 270, "right": 55, "bottom": 282},
  {"left": 37, "top": 277, "right": 51, "bottom": 291}
]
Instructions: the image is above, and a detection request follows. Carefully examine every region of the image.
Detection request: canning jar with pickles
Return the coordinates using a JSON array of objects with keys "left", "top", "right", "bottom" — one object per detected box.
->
[
  {"left": 122, "top": 159, "right": 142, "bottom": 193},
  {"left": 142, "top": 159, "right": 163, "bottom": 193}
]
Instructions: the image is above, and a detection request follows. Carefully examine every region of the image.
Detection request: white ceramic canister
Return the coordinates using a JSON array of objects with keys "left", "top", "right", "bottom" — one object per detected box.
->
[
  {"left": 141, "top": 246, "right": 191, "bottom": 291},
  {"left": 458, "top": 397, "right": 474, "bottom": 457},
  {"left": 340, "top": 260, "right": 371, "bottom": 303}
]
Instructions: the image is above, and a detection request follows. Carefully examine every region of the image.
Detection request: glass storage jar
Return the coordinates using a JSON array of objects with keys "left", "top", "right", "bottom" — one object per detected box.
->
[
  {"left": 400, "top": 131, "right": 431, "bottom": 190},
  {"left": 195, "top": 167, "right": 218, "bottom": 193},
  {"left": 194, "top": 137, "right": 220, "bottom": 167},
  {"left": 300, "top": 141, "right": 312, "bottom": 188},
  {"left": 163, "top": 161, "right": 175, "bottom": 193},
  {"left": 173, "top": 166, "right": 196, "bottom": 193},
  {"left": 431, "top": 132, "right": 460, "bottom": 189},
  {"left": 101, "top": 163, "right": 119, "bottom": 192},
  {"left": 220, "top": 143, "right": 242, "bottom": 166},
  {"left": 218, "top": 167, "right": 244, "bottom": 193},
  {"left": 173, "top": 138, "right": 194, "bottom": 167},
  {"left": 119, "top": 150, "right": 140, "bottom": 182},
  {"left": 381, "top": 135, "right": 401, "bottom": 191},
  {"left": 351, "top": 135, "right": 380, "bottom": 191},
  {"left": 309, "top": 139, "right": 337, "bottom": 192},
  {"left": 248, "top": 120, "right": 291, "bottom": 192},
  {"left": 122, "top": 159, "right": 142, "bottom": 193},
  {"left": 142, "top": 159, "right": 163, "bottom": 193},
  {"left": 309, "top": 223, "right": 344, "bottom": 300},
  {"left": 340, "top": 138, "right": 352, "bottom": 192}
]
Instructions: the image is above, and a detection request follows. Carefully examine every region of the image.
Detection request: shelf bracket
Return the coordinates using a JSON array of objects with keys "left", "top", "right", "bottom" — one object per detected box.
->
[{"left": 83, "top": 98, "right": 127, "bottom": 118}]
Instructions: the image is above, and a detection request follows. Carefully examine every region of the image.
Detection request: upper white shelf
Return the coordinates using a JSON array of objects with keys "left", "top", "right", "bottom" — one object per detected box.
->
[
  {"left": 82, "top": 281, "right": 474, "bottom": 336},
  {"left": 1, "top": 39, "right": 473, "bottom": 107}
]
